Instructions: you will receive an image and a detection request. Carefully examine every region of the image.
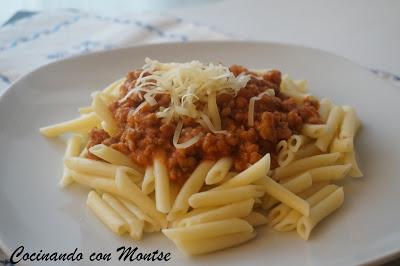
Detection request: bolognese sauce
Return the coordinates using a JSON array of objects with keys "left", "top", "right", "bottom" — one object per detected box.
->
[{"left": 86, "top": 62, "right": 321, "bottom": 183}]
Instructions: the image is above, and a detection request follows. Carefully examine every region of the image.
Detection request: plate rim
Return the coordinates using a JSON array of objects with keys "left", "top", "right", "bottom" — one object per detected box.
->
[{"left": 1, "top": 40, "right": 398, "bottom": 101}]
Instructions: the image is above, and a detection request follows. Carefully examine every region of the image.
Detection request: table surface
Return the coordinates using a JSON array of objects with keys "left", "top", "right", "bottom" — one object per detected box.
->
[{"left": 0, "top": 1, "right": 399, "bottom": 265}]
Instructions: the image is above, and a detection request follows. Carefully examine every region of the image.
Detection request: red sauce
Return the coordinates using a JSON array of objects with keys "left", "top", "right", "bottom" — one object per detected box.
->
[{"left": 87, "top": 65, "right": 322, "bottom": 183}]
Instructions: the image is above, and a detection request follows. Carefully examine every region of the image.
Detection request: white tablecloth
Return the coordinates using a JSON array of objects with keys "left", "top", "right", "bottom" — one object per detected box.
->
[{"left": 0, "top": 9, "right": 228, "bottom": 94}]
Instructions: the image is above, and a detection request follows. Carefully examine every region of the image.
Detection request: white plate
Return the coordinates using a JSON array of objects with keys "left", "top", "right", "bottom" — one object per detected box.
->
[{"left": 1, "top": 41, "right": 399, "bottom": 266}]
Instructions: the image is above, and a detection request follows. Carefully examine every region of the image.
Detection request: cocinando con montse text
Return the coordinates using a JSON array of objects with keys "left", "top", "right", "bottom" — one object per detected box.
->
[{"left": 9, "top": 245, "right": 171, "bottom": 263}]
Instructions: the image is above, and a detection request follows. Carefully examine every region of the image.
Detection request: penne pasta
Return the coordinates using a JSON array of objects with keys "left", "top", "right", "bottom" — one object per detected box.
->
[
  {"left": 278, "top": 149, "right": 295, "bottom": 167},
  {"left": 102, "top": 193, "right": 144, "bottom": 240},
  {"left": 168, "top": 161, "right": 215, "bottom": 221},
  {"left": 274, "top": 184, "right": 338, "bottom": 232},
  {"left": 316, "top": 106, "right": 344, "bottom": 151},
  {"left": 243, "top": 212, "right": 268, "bottom": 227},
  {"left": 173, "top": 231, "right": 256, "bottom": 256},
  {"left": 162, "top": 218, "right": 253, "bottom": 241},
  {"left": 341, "top": 151, "right": 363, "bottom": 177},
  {"left": 287, "top": 135, "right": 309, "bottom": 153},
  {"left": 216, "top": 153, "right": 270, "bottom": 189},
  {"left": 141, "top": 166, "right": 156, "bottom": 195},
  {"left": 297, "top": 187, "right": 344, "bottom": 240},
  {"left": 153, "top": 155, "right": 171, "bottom": 213},
  {"left": 89, "top": 144, "right": 144, "bottom": 174},
  {"left": 301, "top": 124, "right": 327, "bottom": 139},
  {"left": 273, "top": 209, "right": 302, "bottom": 232},
  {"left": 264, "top": 172, "right": 312, "bottom": 209},
  {"left": 268, "top": 204, "right": 292, "bottom": 226},
  {"left": 64, "top": 157, "right": 142, "bottom": 181},
  {"left": 40, "top": 61, "right": 364, "bottom": 255},
  {"left": 171, "top": 207, "right": 215, "bottom": 228},
  {"left": 339, "top": 106, "right": 360, "bottom": 140},
  {"left": 273, "top": 152, "right": 341, "bottom": 180},
  {"left": 254, "top": 176, "right": 310, "bottom": 217},
  {"left": 79, "top": 147, "right": 88, "bottom": 158},
  {"left": 305, "top": 184, "right": 338, "bottom": 205},
  {"left": 118, "top": 198, "right": 160, "bottom": 233},
  {"left": 330, "top": 137, "right": 353, "bottom": 153},
  {"left": 319, "top": 98, "right": 333, "bottom": 122},
  {"left": 280, "top": 172, "right": 313, "bottom": 193},
  {"left": 78, "top": 106, "right": 93, "bottom": 114},
  {"left": 60, "top": 135, "right": 81, "bottom": 187},
  {"left": 115, "top": 168, "right": 167, "bottom": 228},
  {"left": 297, "top": 181, "right": 330, "bottom": 199},
  {"left": 276, "top": 140, "right": 288, "bottom": 153},
  {"left": 70, "top": 170, "right": 119, "bottom": 194},
  {"left": 39, "top": 113, "right": 101, "bottom": 137},
  {"left": 178, "top": 199, "right": 254, "bottom": 227},
  {"left": 189, "top": 185, "right": 264, "bottom": 208},
  {"left": 307, "top": 164, "right": 352, "bottom": 182},
  {"left": 205, "top": 157, "right": 232, "bottom": 185},
  {"left": 293, "top": 143, "right": 321, "bottom": 160},
  {"left": 86, "top": 190, "right": 128, "bottom": 235},
  {"left": 91, "top": 92, "right": 120, "bottom": 136}
]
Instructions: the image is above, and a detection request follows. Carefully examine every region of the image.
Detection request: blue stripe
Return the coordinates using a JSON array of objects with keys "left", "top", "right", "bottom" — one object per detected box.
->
[
  {"left": 370, "top": 69, "right": 400, "bottom": 81},
  {"left": 0, "top": 73, "right": 11, "bottom": 84},
  {"left": 0, "top": 11, "right": 189, "bottom": 54},
  {"left": 90, "top": 14, "right": 187, "bottom": 41},
  {"left": 0, "top": 15, "right": 81, "bottom": 53}
]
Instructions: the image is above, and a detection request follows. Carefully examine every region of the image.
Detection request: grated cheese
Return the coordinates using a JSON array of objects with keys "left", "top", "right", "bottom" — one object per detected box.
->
[
  {"left": 173, "top": 120, "right": 204, "bottom": 149},
  {"left": 120, "top": 58, "right": 251, "bottom": 148},
  {"left": 121, "top": 58, "right": 250, "bottom": 125},
  {"left": 248, "top": 89, "right": 275, "bottom": 126}
]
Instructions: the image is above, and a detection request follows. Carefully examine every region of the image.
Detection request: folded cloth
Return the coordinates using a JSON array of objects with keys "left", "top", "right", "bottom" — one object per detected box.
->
[{"left": 0, "top": 9, "right": 229, "bottom": 94}]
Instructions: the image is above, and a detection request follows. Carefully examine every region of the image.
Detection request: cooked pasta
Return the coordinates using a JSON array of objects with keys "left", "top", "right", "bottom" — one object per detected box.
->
[
  {"left": 89, "top": 144, "right": 144, "bottom": 173},
  {"left": 153, "top": 154, "right": 171, "bottom": 213},
  {"left": 243, "top": 212, "right": 268, "bottom": 227},
  {"left": 205, "top": 157, "right": 232, "bottom": 185},
  {"left": 141, "top": 166, "right": 155, "bottom": 195},
  {"left": 177, "top": 199, "right": 254, "bottom": 227},
  {"left": 86, "top": 190, "right": 128, "bottom": 235},
  {"left": 60, "top": 135, "right": 81, "bottom": 187},
  {"left": 272, "top": 153, "right": 341, "bottom": 180},
  {"left": 168, "top": 161, "right": 215, "bottom": 221},
  {"left": 40, "top": 59, "right": 363, "bottom": 256},
  {"left": 189, "top": 185, "right": 264, "bottom": 208},
  {"left": 40, "top": 113, "right": 101, "bottom": 137},
  {"left": 274, "top": 184, "right": 338, "bottom": 232},
  {"left": 315, "top": 106, "right": 344, "bottom": 151},
  {"left": 102, "top": 193, "right": 144, "bottom": 240},
  {"left": 297, "top": 187, "right": 344, "bottom": 240}
]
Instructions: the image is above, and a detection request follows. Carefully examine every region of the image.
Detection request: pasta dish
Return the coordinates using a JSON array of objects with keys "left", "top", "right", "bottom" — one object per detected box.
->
[{"left": 40, "top": 58, "right": 362, "bottom": 255}]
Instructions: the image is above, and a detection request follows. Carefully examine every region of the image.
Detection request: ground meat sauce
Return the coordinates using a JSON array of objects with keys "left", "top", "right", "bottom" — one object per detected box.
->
[{"left": 87, "top": 65, "right": 322, "bottom": 183}]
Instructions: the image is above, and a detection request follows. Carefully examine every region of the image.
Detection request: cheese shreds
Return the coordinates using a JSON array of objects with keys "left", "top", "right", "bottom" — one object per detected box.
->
[
  {"left": 144, "top": 92, "right": 157, "bottom": 106},
  {"left": 208, "top": 91, "right": 221, "bottom": 130},
  {"left": 121, "top": 58, "right": 250, "bottom": 133},
  {"left": 173, "top": 120, "right": 204, "bottom": 149},
  {"left": 198, "top": 112, "right": 228, "bottom": 135},
  {"left": 248, "top": 89, "right": 275, "bottom": 126}
]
